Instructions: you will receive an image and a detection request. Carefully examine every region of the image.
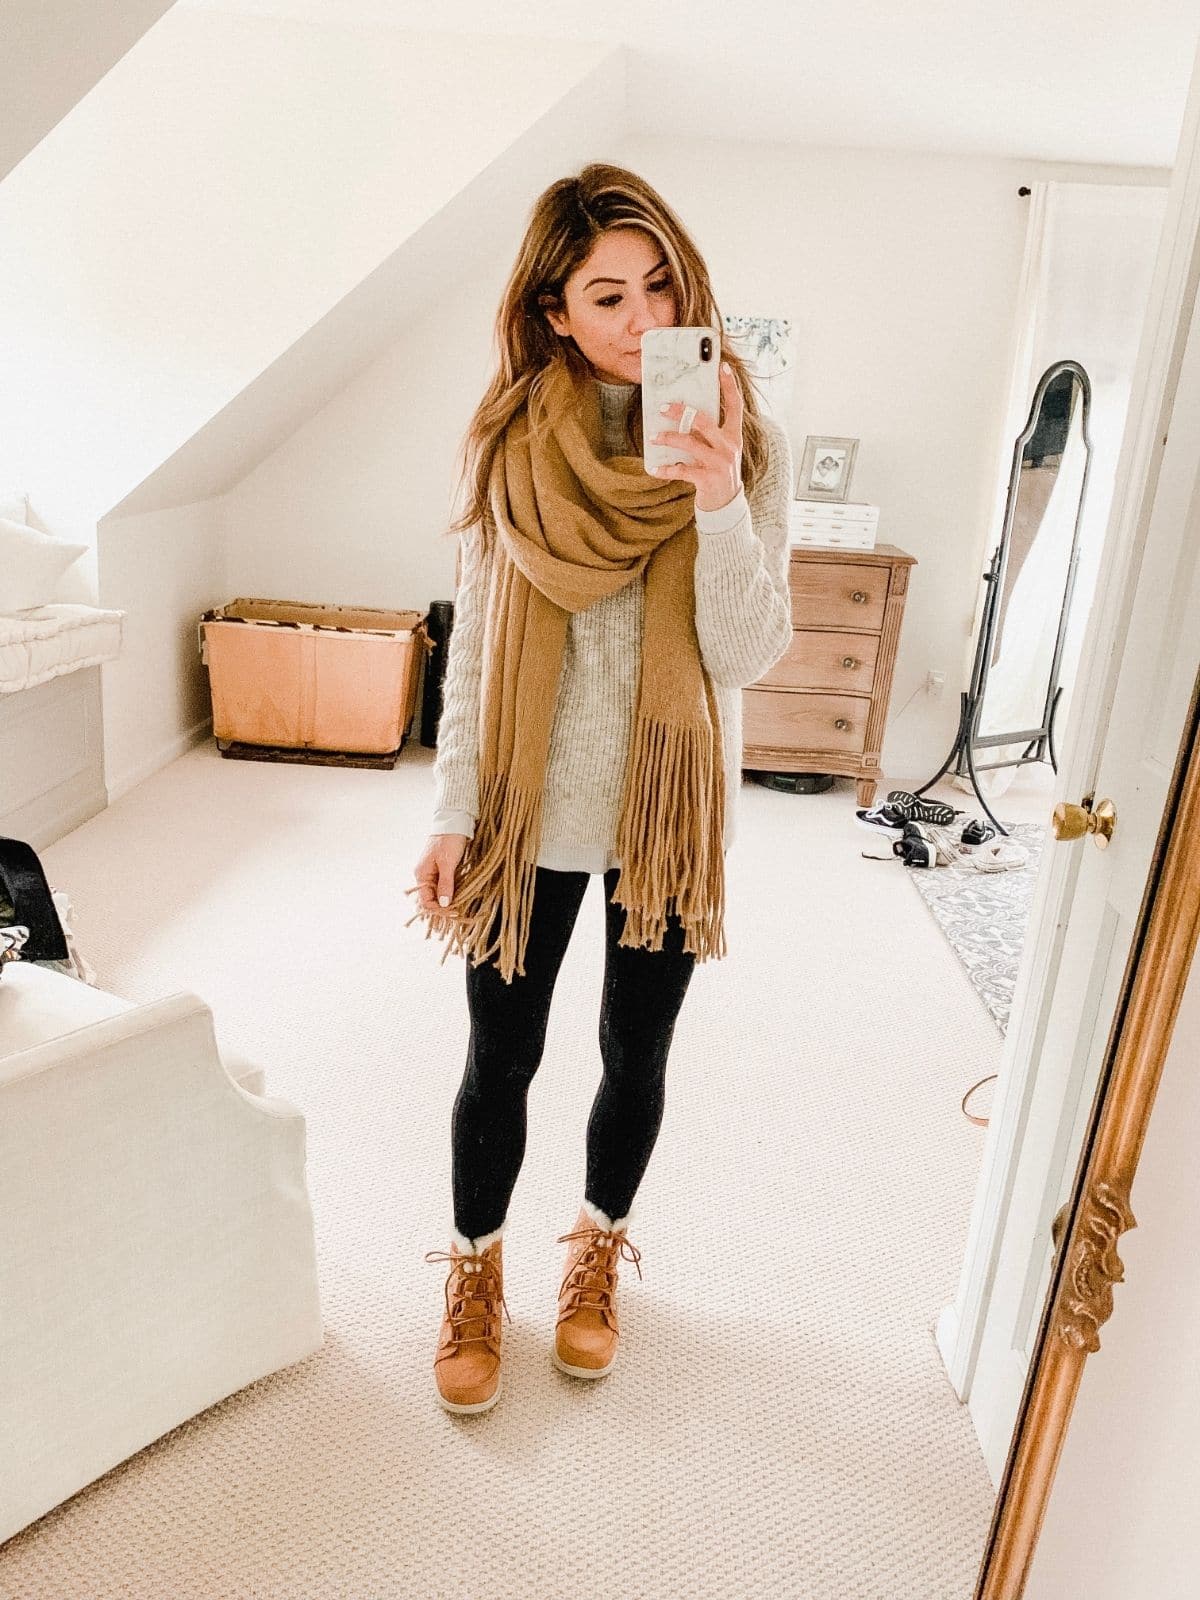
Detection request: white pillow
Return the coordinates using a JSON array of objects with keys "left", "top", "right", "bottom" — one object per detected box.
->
[
  {"left": 0, "top": 517, "right": 88, "bottom": 614},
  {"left": 0, "top": 490, "right": 28, "bottom": 524}
]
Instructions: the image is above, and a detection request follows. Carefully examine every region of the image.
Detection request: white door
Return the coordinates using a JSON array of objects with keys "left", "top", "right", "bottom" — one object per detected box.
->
[{"left": 937, "top": 45, "right": 1200, "bottom": 1482}]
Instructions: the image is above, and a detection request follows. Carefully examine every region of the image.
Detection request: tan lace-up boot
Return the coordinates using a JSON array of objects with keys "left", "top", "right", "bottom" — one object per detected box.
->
[
  {"left": 424, "top": 1237, "right": 509, "bottom": 1413},
  {"left": 553, "top": 1205, "right": 642, "bottom": 1379}
]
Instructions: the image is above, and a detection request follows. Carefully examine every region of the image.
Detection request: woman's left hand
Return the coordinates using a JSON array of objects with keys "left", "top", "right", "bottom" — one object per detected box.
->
[{"left": 650, "top": 360, "right": 745, "bottom": 514}]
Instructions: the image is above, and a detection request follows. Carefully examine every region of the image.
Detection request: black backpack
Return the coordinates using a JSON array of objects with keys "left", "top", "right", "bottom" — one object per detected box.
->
[{"left": 0, "top": 837, "right": 68, "bottom": 965}]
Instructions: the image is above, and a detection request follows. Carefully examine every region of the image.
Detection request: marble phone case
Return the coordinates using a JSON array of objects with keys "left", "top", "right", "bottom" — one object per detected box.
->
[{"left": 640, "top": 326, "right": 721, "bottom": 476}]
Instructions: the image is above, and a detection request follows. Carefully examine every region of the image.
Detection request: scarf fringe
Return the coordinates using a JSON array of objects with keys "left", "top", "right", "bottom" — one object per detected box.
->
[
  {"left": 408, "top": 770, "right": 544, "bottom": 984},
  {"left": 612, "top": 712, "right": 727, "bottom": 963}
]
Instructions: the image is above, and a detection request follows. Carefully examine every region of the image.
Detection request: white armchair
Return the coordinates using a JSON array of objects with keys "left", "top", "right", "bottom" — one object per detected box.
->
[{"left": 0, "top": 963, "right": 323, "bottom": 1544}]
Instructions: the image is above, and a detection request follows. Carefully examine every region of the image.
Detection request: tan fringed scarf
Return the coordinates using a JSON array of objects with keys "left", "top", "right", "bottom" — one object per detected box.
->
[{"left": 413, "top": 356, "right": 727, "bottom": 983}]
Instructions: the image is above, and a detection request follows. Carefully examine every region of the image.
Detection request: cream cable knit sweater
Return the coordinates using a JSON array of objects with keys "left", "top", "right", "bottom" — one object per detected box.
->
[{"left": 429, "top": 377, "right": 795, "bottom": 873}]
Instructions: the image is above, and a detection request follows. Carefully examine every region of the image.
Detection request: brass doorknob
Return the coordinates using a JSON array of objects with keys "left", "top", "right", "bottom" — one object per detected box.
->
[
  {"left": 834, "top": 717, "right": 851, "bottom": 731},
  {"left": 1052, "top": 797, "right": 1116, "bottom": 849},
  {"left": 851, "top": 590, "right": 868, "bottom": 604},
  {"left": 842, "top": 655, "right": 858, "bottom": 669}
]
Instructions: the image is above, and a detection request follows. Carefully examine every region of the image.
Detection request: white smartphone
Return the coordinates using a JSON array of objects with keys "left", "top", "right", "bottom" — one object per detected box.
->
[{"left": 641, "top": 326, "right": 721, "bottom": 476}]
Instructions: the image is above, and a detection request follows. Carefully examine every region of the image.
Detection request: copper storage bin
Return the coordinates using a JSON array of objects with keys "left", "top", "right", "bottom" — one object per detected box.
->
[{"left": 200, "top": 598, "right": 429, "bottom": 764}]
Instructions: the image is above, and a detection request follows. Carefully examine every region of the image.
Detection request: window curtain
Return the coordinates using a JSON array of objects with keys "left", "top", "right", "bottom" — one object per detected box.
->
[{"left": 961, "top": 180, "right": 1167, "bottom": 800}]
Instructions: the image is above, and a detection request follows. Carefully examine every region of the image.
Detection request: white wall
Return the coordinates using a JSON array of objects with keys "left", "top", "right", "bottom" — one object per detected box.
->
[
  {"left": 222, "top": 277, "right": 496, "bottom": 616},
  {"left": 1025, "top": 939, "right": 1200, "bottom": 1599},
  {"left": 97, "top": 499, "right": 227, "bottom": 799},
  {"left": 0, "top": 8, "right": 609, "bottom": 527},
  {"left": 222, "top": 136, "right": 1169, "bottom": 779}
]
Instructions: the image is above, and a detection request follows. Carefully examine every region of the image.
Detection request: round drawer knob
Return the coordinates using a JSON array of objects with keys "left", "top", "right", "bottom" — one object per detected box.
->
[
  {"left": 834, "top": 718, "right": 851, "bottom": 731},
  {"left": 851, "top": 590, "right": 868, "bottom": 604},
  {"left": 842, "top": 655, "right": 858, "bottom": 669}
]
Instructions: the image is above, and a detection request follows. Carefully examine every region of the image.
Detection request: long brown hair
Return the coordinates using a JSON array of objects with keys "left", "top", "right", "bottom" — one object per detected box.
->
[{"left": 448, "top": 162, "right": 770, "bottom": 540}]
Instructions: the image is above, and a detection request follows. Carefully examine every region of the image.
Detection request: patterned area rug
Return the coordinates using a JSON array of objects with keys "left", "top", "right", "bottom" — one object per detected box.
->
[{"left": 906, "top": 823, "right": 1046, "bottom": 1035}]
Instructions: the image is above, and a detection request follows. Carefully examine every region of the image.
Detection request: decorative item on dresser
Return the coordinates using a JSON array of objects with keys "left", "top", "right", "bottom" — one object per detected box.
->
[
  {"left": 742, "top": 543, "right": 917, "bottom": 807},
  {"left": 789, "top": 498, "right": 880, "bottom": 551},
  {"left": 795, "top": 435, "right": 860, "bottom": 502}
]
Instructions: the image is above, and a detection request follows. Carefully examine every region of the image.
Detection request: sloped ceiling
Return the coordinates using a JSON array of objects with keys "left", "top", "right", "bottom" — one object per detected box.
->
[
  {"left": 10, "top": 0, "right": 1194, "bottom": 528},
  {"left": 2, "top": 0, "right": 177, "bottom": 180},
  {"left": 109, "top": 53, "right": 626, "bottom": 517},
  {"left": 0, "top": 9, "right": 617, "bottom": 525},
  {"left": 178, "top": 0, "right": 1200, "bottom": 168}
]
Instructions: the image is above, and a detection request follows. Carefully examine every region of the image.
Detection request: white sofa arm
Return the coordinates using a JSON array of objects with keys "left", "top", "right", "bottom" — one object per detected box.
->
[
  {"left": 0, "top": 991, "right": 323, "bottom": 1543},
  {"left": 1, "top": 962, "right": 267, "bottom": 1097}
]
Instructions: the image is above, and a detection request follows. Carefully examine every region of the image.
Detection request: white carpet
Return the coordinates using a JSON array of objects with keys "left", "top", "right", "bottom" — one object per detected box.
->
[{"left": 1, "top": 742, "right": 999, "bottom": 1599}]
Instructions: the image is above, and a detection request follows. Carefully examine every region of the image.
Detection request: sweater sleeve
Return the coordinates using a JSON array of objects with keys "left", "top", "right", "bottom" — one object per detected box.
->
[
  {"left": 692, "top": 420, "right": 794, "bottom": 689},
  {"left": 429, "top": 518, "right": 492, "bottom": 837}
]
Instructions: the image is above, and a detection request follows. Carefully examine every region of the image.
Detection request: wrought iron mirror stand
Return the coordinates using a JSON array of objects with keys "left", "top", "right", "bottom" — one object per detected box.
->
[{"left": 916, "top": 360, "right": 1094, "bottom": 834}]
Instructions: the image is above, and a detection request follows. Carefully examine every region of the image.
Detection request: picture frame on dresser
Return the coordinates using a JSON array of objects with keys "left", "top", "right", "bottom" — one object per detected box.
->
[
  {"left": 742, "top": 543, "right": 916, "bottom": 807},
  {"left": 796, "top": 435, "right": 860, "bottom": 503}
]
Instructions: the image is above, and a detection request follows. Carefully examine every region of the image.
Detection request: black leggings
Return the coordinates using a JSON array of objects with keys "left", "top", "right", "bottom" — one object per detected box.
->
[{"left": 451, "top": 866, "right": 697, "bottom": 1243}]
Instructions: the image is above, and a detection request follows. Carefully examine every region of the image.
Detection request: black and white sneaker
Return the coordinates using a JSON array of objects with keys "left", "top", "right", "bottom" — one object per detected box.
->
[
  {"left": 885, "top": 789, "right": 961, "bottom": 826},
  {"left": 855, "top": 802, "right": 908, "bottom": 833},
  {"left": 895, "top": 820, "right": 960, "bottom": 868},
  {"left": 961, "top": 818, "right": 997, "bottom": 847}
]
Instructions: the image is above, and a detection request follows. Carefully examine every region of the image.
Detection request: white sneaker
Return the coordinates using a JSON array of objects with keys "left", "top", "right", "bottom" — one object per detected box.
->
[{"left": 965, "top": 839, "right": 1029, "bottom": 872}]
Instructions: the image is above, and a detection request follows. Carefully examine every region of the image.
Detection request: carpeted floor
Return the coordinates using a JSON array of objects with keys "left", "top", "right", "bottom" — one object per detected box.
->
[{"left": 0, "top": 742, "right": 1001, "bottom": 1600}]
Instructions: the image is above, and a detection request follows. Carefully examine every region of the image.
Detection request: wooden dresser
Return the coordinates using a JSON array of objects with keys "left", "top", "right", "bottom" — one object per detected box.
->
[{"left": 742, "top": 543, "right": 917, "bottom": 806}]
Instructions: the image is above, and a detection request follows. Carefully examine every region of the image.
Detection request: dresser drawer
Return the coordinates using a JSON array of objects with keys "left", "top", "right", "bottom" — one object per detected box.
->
[
  {"left": 742, "top": 688, "right": 869, "bottom": 755},
  {"left": 789, "top": 561, "right": 889, "bottom": 631},
  {"left": 758, "top": 630, "right": 880, "bottom": 693}
]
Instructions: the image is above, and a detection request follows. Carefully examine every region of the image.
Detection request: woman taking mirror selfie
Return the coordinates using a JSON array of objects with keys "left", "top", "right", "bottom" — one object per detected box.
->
[{"left": 407, "top": 162, "right": 794, "bottom": 1414}]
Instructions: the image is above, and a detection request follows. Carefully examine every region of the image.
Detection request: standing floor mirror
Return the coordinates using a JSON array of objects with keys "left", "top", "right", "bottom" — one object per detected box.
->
[{"left": 917, "top": 360, "right": 1094, "bottom": 833}]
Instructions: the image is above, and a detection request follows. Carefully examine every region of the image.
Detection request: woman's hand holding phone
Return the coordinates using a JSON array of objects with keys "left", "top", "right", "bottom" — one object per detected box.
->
[{"left": 650, "top": 361, "right": 745, "bottom": 515}]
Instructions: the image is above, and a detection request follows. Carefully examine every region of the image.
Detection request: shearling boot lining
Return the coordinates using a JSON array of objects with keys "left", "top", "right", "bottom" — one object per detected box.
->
[
  {"left": 451, "top": 1223, "right": 504, "bottom": 1256},
  {"left": 581, "top": 1198, "right": 632, "bottom": 1233}
]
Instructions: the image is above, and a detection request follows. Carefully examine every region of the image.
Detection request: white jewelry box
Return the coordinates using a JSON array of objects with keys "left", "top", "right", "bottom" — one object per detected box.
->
[
  {"left": 793, "top": 499, "right": 879, "bottom": 523},
  {"left": 789, "top": 500, "right": 880, "bottom": 550}
]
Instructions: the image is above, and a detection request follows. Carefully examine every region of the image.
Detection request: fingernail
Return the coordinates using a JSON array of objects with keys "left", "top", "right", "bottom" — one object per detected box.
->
[
  {"left": 659, "top": 402, "right": 672, "bottom": 414},
  {"left": 439, "top": 896, "right": 450, "bottom": 907},
  {"left": 722, "top": 362, "right": 731, "bottom": 373}
]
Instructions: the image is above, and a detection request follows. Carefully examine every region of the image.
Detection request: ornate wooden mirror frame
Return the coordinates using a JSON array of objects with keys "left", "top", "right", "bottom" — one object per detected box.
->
[{"left": 973, "top": 665, "right": 1200, "bottom": 1597}]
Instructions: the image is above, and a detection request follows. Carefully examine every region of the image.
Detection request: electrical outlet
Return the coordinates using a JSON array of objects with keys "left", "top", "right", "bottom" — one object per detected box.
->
[{"left": 926, "top": 669, "right": 946, "bottom": 697}]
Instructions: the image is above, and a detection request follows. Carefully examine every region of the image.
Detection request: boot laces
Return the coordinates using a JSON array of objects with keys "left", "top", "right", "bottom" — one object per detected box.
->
[
  {"left": 555, "top": 1226, "right": 642, "bottom": 1319},
  {"left": 424, "top": 1248, "right": 511, "bottom": 1349}
]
